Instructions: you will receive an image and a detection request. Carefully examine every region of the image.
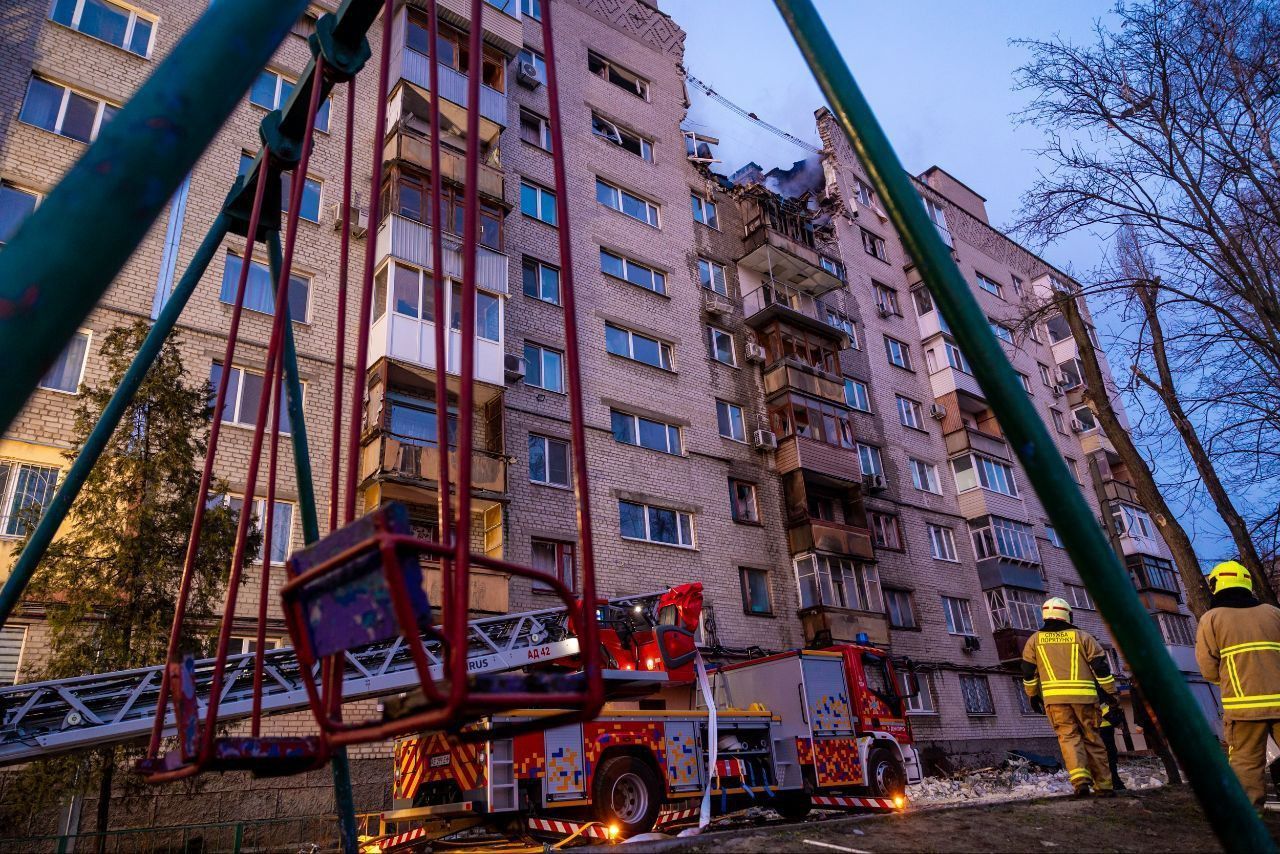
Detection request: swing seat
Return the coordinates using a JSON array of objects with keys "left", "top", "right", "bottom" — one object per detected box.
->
[{"left": 208, "top": 735, "right": 327, "bottom": 776}]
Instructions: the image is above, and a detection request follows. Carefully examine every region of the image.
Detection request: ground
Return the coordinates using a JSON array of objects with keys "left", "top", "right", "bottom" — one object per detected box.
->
[{"left": 628, "top": 787, "right": 1280, "bottom": 853}]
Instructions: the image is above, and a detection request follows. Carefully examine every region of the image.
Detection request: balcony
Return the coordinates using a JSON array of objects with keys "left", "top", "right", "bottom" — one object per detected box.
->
[
  {"left": 944, "top": 426, "right": 1011, "bottom": 463},
  {"left": 763, "top": 361, "right": 845, "bottom": 405},
  {"left": 928, "top": 361, "right": 985, "bottom": 402},
  {"left": 776, "top": 436, "right": 862, "bottom": 484},
  {"left": 993, "top": 627, "right": 1035, "bottom": 665},
  {"left": 742, "top": 284, "right": 848, "bottom": 344},
  {"left": 1079, "top": 428, "right": 1115, "bottom": 456},
  {"left": 788, "top": 519, "right": 874, "bottom": 561},
  {"left": 799, "top": 605, "right": 890, "bottom": 647},
  {"left": 384, "top": 127, "right": 505, "bottom": 205},
  {"left": 376, "top": 213, "right": 508, "bottom": 294},
  {"left": 737, "top": 199, "right": 845, "bottom": 297},
  {"left": 361, "top": 431, "right": 507, "bottom": 497},
  {"left": 389, "top": 41, "right": 505, "bottom": 144},
  {"left": 432, "top": 0, "right": 523, "bottom": 55},
  {"left": 976, "top": 558, "right": 1045, "bottom": 593},
  {"left": 1102, "top": 478, "right": 1139, "bottom": 505}
]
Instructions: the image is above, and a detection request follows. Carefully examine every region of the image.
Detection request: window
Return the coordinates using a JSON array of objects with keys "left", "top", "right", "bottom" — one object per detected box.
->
[
  {"left": 591, "top": 113, "right": 652, "bottom": 161},
  {"left": 971, "top": 516, "right": 1041, "bottom": 565},
  {"left": 517, "top": 47, "right": 547, "bottom": 84},
  {"left": 942, "top": 596, "right": 976, "bottom": 636},
  {"left": 690, "top": 193, "right": 718, "bottom": 229},
  {"left": 1038, "top": 362, "right": 1053, "bottom": 387},
  {"left": 985, "top": 587, "right": 1041, "bottom": 631},
  {"left": 928, "top": 524, "right": 959, "bottom": 562},
  {"left": 377, "top": 261, "right": 432, "bottom": 321},
  {"left": 0, "top": 462, "right": 59, "bottom": 538},
  {"left": 739, "top": 567, "right": 772, "bottom": 615},
  {"left": 768, "top": 394, "right": 855, "bottom": 449},
  {"left": 824, "top": 309, "right": 858, "bottom": 347},
  {"left": 217, "top": 496, "right": 294, "bottom": 564},
  {"left": 923, "top": 196, "right": 951, "bottom": 246},
  {"left": 707, "top": 325, "right": 736, "bottom": 366},
  {"left": 290, "top": 11, "right": 318, "bottom": 40},
  {"left": 730, "top": 480, "right": 760, "bottom": 524},
  {"left": 0, "top": 183, "right": 39, "bottom": 245},
  {"left": 1012, "top": 274, "right": 1025, "bottom": 295},
  {"left": 1129, "top": 555, "right": 1180, "bottom": 595},
  {"left": 1156, "top": 612, "right": 1196, "bottom": 647},
  {"left": 600, "top": 249, "right": 665, "bottom": 295},
  {"left": 1050, "top": 408, "right": 1066, "bottom": 435},
  {"left": 861, "top": 228, "right": 887, "bottom": 261},
  {"left": 989, "top": 320, "right": 1014, "bottom": 343},
  {"left": 910, "top": 458, "right": 941, "bottom": 494},
  {"left": 901, "top": 671, "right": 935, "bottom": 714},
  {"left": 587, "top": 50, "right": 649, "bottom": 99},
  {"left": 1073, "top": 406, "right": 1098, "bottom": 433},
  {"left": 857, "top": 443, "right": 883, "bottom": 477},
  {"left": 883, "top": 336, "right": 912, "bottom": 370},
  {"left": 38, "top": 329, "right": 90, "bottom": 394},
  {"left": 606, "top": 323, "right": 673, "bottom": 370},
  {"left": 952, "top": 453, "right": 1018, "bottom": 497},
  {"left": 520, "top": 180, "right": 557, "bottom": 225},
  {"left": 610, "top": 410, "right": 681, "bottom": 455},
  {"left": 870, "top": 512, "right": 902, "bottom": 550},
  {"left": 912, "top": 287, "right": 934, "bottom": 317},
  {"left": 619, "top": 500, "right": 693, "bottom": 547},
  {"left": 975, "top": 272, "right": 1002, "bottom": 297},
  {"left": 794, "top": 554, "right": 882, "bottom": 612},
  {"left": 248, "top": 69, "right": 330, "bottom": 132},
  {"left": 1112, "top": 504, "right": 1156, "bottom": 540},
  {"left": 597, "top": 178, "right": 659, "bottom": 227},
  {"left": 716, "top": 400, "right": 746, "bottom": 442},
  {"left": 1039, "top": 525, "right": 1062, "bottom": 551},
  {"left": 1014, "top": 678, "right": 1037, "bottom": 715},
  {"left": 523, "top": 342, "right": 564, "bottom": 393},
  {"left": 897, "top": 396, "right": 925, "bottom": 431},
  {"left": 854, "top": 177, "right": 877, "bottom": 208},
  {"left": 874, "top": 283, "right": 901, "bottom": 316},
  {"left": 885, "top": 588, "right": 917, "bottom": 629},
  {"left": 1105, "top": 646, "right": 1126, "bottom": 677},
  {"left": 386, "top": 172, "right": 502, "bottom": 247},
  {"left": 20, "top": 76, "right": 117, "bottom": 143},
  {"left": 843, "top": 378, "right": 871, "bottom": 412},
  {"left": 522, "top": 257, "right": 560, "bottom": 305},
  {"left": 220, "top": 253, "right": 310, "bottom": 322},
  {"left": 51, "top": 0, "right": 154, "bottom": 56},
  {"left": 387, "top": 392, "right": 457, "bottom": 448},
  {"left": 1067, "top": 583, "right": 1095, "bottom": 611},
  {"left": 698, "top": 258, "right": 728, "bottom": 296},
  {"left": 450, "top": 278, "right": 503, "bottom": 341},
  {"left": 532, "top": 538, "right": 575, "bottom": 592},
  {"left": 1046, "top": 313, "right": 1072, "bottom": 343},
  {"left": 528, "top": 434, "right": 570, "bottom": 487},
  {"left": 521, "top": 0, "right": 542, "bottom": 19},
  {"left": 1066, "top": 457, "right": 1082, "bottom": 483},
  {"left": 210, "top": 363, "right": 295, "bottom": 433},
  {"left": 0, "top": 625, "right": 27, "bottom": 687},
  {"left": 1017, "top": 372, "right": 1032, "bottom": 394},
  {"left": 519, "top": 108, "right": 552, "bottom": 152},
  {"left": 238, "top": 153, "right": 321, "bottom": 223},
  {"left": 819, "top": 256, "right": 845, "bottom": 280}
]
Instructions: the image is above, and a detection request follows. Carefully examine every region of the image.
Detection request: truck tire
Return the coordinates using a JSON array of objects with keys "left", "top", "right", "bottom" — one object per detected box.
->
[
  {"left": 866, "top": 746, "right": 907, "bottom": 799},
  {"left": 776, "top": 789, "right": 812, "bottom": 821},
  {"left": 592, "top": 755, "right": 662, "bottom": 836}
]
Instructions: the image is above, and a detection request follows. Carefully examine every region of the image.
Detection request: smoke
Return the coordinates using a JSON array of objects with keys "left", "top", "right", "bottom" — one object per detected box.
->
[{"left": 762, "top": 157, "right": 825, "bottom": 200}]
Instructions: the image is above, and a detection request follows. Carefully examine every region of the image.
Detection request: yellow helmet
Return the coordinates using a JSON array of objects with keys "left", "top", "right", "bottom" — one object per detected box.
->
[
  {"left": 1209, "top": 560, "right": 1252, "bottom": 593},
  {"left": 1042, "top": 596, "right": 1072, "bottom": 622}
]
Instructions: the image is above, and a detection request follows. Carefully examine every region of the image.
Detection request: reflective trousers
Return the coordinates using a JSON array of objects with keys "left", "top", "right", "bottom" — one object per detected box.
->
[
  {"left": 1047, "top": 702, "right": 1111, "bottom": 792},
  {"left": 1224, "top": 718, "right": 1280, "bottom": 806}
]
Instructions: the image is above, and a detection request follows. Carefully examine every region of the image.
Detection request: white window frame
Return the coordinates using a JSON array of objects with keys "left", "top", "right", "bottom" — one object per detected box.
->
[
  {"left": 716, "top": 400, "right": 746, "bottom": 442},
  {"left": 0, "top": 461, "right": 60, "bottom": 539},
  {"left": 707, "top": 325, "right": 736, "bottom": 366},
  {"left": 1045, "top": 523, "right": 1064, "bottom": 548},
  {"left": 951, "top": 452, "right": 1019, "bottom": 497},
  {"left": 597, "top": 178, "right": 660, "bottom": 227},
  {"left": 928, "top": 524, "right": 959, "bottom": 562},
  {"left": 522, "top": 256, "right": 560, "bottom": 305},
  {"left": 861, "top": 227, "right": 887, "bottom": 261},
  {"left": 910, "top": 458, "right": 941, "bottom": 494},
  {"left": 528, "top": 433, "right": 570, "bottom": 488},
  {"left": 897, "top": 395, "right": 924, "bottom": 431},
  {"left": 885, "top": 587, "right": 917, "bottom": 629},
  {"left": 857, "top": 443, "right": 883, "bottom": 477},
  {"left": 793, "top": 553, "right": 882, "bottom": 612},
  {"left": 874, "top": 283, "right": 901, "bottom": 316},
  {"left": 691, "top": 192, "right": 718, "bottom": 229},
  {"left": 619, "top": 500, "right": 694, "bottom": 548},
  {"left": 843, "top": 378, "right": 871, "bottom": 412},
  {"left": 587, "top": 50, "right": 649, "bottom": 99},
  {"left": 971, "top": 516, "right": 1041, "bottom": 565},
  {"left": 985, "top": 587, "right": 1040, "bottom": 631},
  {"left": 942, "top": 596, "right": 976, "bottom": 636},
  {"left": 521, "top": 179, "right": 558, "bottom": 225},
  {"left": 605, "top": 323, "right": 673, "bottom": 370},
  {"left": 698, "top": 257, "right": 728, "bottom": 295},
  {"left": 989, "top": 320, "right": 1014, "bottom": 343},
  {"left": 520, "top": 0, "right": 541, "bottom": 20},
  {"left": 38, "top": 328, "right": 91, "bottom": 395},
  {"left": 1067, "top": 583, "right": 1095, "bottom": 611},
  {"left": 884, "top": 335, "right": 912, "bottom": 370},
  {"left": 50, "top": 0, "right": 157, "bottom": 57},
  {"left": 1156, "top": 611, "right": 1196, "bottom": 646},
  {"left": 21, "top": 75, "right": 117, "bottom": 143},
  {"left": 900, "top": 670, "right": 935, "bottom": 715},
  {"left": 825, "top": 308, "right": 858, "bottom": 347},
  {"left": 221, "top": 252, "right": 312, "bottom": 323},
  {"left": 248, "top": 68, "right": 330, "bottom": 133},
  {"left": 215, "top": 495, "right": 295, "bottom": 565},
  {"left": 523, "top": 342, "right": 564, "bottom": 393},
  {"left": 976, "top": 271, "right": 1003, "bottom": 297},
  {"left": 609, "top": 409, "right": 682, "bottom": 455},
  {"left": 591, "top": 112, "right": 653, "bottom": 161},
  {"left": 600, "top": 248, "right": 665, "bottom": 295},
  {"left": 730, "top": 479, "right": 760, "bottom": 525},
  {"left": 0, "top": 182, "right": 41, "bottom": 246},
  {"left": 213, "top": 363, "right": 299, "bottom": 435}
]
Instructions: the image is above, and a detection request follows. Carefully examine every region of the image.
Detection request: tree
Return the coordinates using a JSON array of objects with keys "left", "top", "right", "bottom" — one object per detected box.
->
[
  {"left": 1013, "top": 0, "right": 1280, "bottom": 592},
  {"left": 3, "top": 322, "right": 256, "bottom": 839}
]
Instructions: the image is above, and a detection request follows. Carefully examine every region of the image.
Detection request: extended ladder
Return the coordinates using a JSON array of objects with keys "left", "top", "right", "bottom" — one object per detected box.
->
[{"left": 0, "top": 590, "right": 667, "bottom": 766}]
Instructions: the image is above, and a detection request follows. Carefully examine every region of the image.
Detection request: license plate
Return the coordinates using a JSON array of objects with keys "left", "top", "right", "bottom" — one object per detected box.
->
[{"left": 430, "top": 753, "right": 451, "bottom": 769}]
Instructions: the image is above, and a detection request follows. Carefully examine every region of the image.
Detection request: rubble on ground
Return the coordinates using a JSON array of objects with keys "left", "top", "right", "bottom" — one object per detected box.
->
[{"left": 903, "top": 755, "right": 1169, "bottom": 808}]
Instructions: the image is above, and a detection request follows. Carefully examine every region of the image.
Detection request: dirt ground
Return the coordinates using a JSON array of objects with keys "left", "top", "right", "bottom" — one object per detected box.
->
[{"left": 629, "top": 787, "right": 1280, "bottom": 853}]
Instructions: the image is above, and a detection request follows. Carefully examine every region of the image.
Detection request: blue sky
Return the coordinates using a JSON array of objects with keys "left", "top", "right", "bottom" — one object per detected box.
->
[{"left": 671, "top": 0, "right": 1234, "bottom": 560}]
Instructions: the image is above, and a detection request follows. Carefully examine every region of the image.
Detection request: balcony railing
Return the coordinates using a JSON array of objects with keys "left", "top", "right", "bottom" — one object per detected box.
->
[
  {"left": 737, "top": 220, "right": 845, "bottom": 297},
  {"left": 776, "top": 435, "right": 862, "bottom": 484},
  {"left": 798, "top": 605, "right": 889, "bottom": 647},
  {"left": 399, "top": 50, "right": 507, "bottom": 127},
  {"left": 787, "top": 518, "right": 874, "bottom": 560},
  {"left": 376, "top": 214, "right": 508, "bottom": 295},
  {"left": 763, "top": 361, "right": 845, "bottom": 405},
  {"left": 361, "top": 431, "right": 507, "bottom": 495},
  {"left": 384, "top": 131, "right": 505, "bottom": 203},
  {"left": 944, "top": 425, "right": 1011, "bottom": 463}
]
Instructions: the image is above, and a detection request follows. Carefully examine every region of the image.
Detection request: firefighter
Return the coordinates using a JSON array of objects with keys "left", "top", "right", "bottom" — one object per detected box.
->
[
  {"left": 1022, "top": 596, "right": 1117, "bottom": 796},
  {"left": 1195, "top": 559, "right": 1280, "bottom": 807}
]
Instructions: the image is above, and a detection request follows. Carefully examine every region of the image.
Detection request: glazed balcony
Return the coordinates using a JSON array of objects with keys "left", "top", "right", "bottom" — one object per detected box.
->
[
  {"left": 737, "top": 199, "right": 845, "bottom": 296},
  {"left": 360, "top": 431, "right": 508, "bottom": 497},
  {"left": 384, "top": 127, "right": 505, "bottom": 205},
  {"left": 776, "top": 436, "right": 862, "bottom": 484},
  {"left": 798, "top": 605, "right": 890, "bottom": 648},
  {"left": 763, "top": 361, "right": 845, "bottom": 406},
  {"left": 742, "top": 284, "right": 848, "bottom": 343},
  {"left": 993, "top": 627, "right": 1035, "bottom": 665},
  {"left": 944, "top": 426, "right": 1011, "bottom": 463},
  {"left": 787, "top": 519, "right": 874, "bottom": 561},
  {"left": 976, "top": 557, "right": 1045, "bottom": 593}
]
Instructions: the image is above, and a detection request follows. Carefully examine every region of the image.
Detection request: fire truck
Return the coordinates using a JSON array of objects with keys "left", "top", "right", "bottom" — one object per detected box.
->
[{"left": 381, "top": 585, "right": 922, "bottom": 844}]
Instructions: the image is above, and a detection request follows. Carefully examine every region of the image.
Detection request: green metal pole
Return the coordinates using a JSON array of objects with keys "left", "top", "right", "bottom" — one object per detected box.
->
[
  {"left": 0, "top": 214, "right": 231, "bottom": 626},
  {"left": 0, "top": 0, "right": 310, "bottom": 439},
  {"left": 771, "top": 1, "right": 1270, "bottom": 851}
]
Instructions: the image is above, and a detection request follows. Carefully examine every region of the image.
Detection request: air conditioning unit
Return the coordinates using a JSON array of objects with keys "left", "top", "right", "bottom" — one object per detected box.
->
[
  {"left": 516, "top": 61, "right": 542, "bottom": 89},
  {"left": 504, "top": 354, "right": 527, "bottom": 383},
  {"left": 744, "top": 343, "right": 767, "bottom": 363},
  {"left": 864, "top": 473, "right": 887, "bottom": 492},
  {"left": 930, "top": 403, "right": 947, "bottom": 420},
  {"left": 703, "top": 291, "right": 732, "bottom": 316},
  {"left": 751, "top": 429, "right": 778, "bottom": 451},
  {"left": 1069, "top": 418, "right": 1084, "bottom": 433},
  {"left": 877, "top": 305, "right": 894, "bottom": 319},
  {"left": 962, "top": 635, "right": 982, "bottom": 653},
  {"left": 1051, "top": 383, "right": 1064, "bottom": 398},
  {"left": 330, "top": 204, "right": 369, "bottom": 238}
]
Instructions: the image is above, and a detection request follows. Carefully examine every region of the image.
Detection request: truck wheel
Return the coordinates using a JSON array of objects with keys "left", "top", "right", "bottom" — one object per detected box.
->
[
  {"left": 776, "top": 789, "right": 812, "bottom": 821},
  {"left": 593, "top": 755, "right": 662, "bottom": 836},
  {"left": 867, "top": 747, "right": 907, "bottom": 798}
]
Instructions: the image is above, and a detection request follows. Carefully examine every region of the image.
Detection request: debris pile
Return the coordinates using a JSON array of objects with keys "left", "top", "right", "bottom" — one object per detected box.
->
[{"left": 905, "top": 755, "right": 1169, "bottom": 808}]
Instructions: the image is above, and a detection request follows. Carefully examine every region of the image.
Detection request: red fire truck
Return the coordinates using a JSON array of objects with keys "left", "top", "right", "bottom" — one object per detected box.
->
[{"left": 381, "top": 588, "right": 922, "bottom": 843}]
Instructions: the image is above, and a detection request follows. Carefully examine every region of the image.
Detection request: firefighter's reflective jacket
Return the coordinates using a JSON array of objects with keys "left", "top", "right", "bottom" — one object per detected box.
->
[
  {"left": 1021, "top": 622, "right": 1115, "bottom": 705},
  {"left": 1196, "top": 599, "right": 1280, "bottom": 720}
]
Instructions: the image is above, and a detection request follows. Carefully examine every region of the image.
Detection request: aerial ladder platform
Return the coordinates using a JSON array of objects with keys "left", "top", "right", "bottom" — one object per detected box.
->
[{"left": 0, "top": 589, "right": 674, "bottom": 767}]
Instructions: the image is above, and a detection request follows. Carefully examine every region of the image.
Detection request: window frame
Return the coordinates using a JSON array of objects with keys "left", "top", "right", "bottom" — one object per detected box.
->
[
  {"left": 691, "top": 192, "right": 719, "bottom": 229},
  {"left": 20, "top": 75, "right": 117, "bottom": 143},
  {"left": 220, "top": 252, "right": 311, "bottom": 324},
  {"left": 970, "top": 516, "right": 1041, "bottom": 565},
  {"left": 739, "top": 566, "right": 773, "bottom": 616},
  {"left": 591, "top": 112, "right": 653, "bottom": 161},
  {"left": 951, "top": 452, "right": 1019, "bottom": 497},
  {"left": 50, "top": 0, "right": 157, "bottom": 57},
  {"left": 605, "top": 323, "right": 674, "bottom": 371},
  {"left": 597, "top": 177, "right": 660, "bottom": 227},
  {"left": 516, "top": 46, "right": 548, "bottom": 84},
  {"left": 861, "top": 227, "right": 888, "bottom": 262},
  {"left": 527, "top": 433, "right": 571, "bottom": 488},
  {"left": 883, "top": 335, "right": 913, "bottom": 370},
  {"left": 211, "top": 362, "right": 298, "bottom": 435},
  {"left": 874, "top": 282, "right": 901, "bottom": 316},
  {"left": 896, "top": 395, "right": 925, "bottom": 431},
  {"left": 707, "top": 324, "right": 736, "bottom": 366},
  {"left": 975, "top": 271, "right": 1003, "bottom": 297},
  {"left": 793, "top": 553, "right": 883, "bottom": 612},
  {"left": 0, "top": 182, "right": 40, "bottom": 246},
  {"left": 729, "top": 478, "right": 761, "bottom": 525},
  {"left": 38, "top": 328, "right": 92, "bottom": 394},
  {"left": 985, "top": 586, "right": 1041, "bottom": 631},
  {"left": 0, "top": 460, "right": 60, "bottom": 539},
  {"left": 884, "top": 587, "right": 918, "bottom": 629},
  {"left": 843, "top": 378, "right": 871, "bottom": 412},
  {"left": 531, "top": 537, "right": 575, "bottom": 592},
  {"left": 518, "top": 107, "right": 553, "bottom": 152},
  {"left": 609, "top": 409, "right": 682, "bottom": 455},
  {"left": 523, "top": 342, "right": 564, "bottom": 393},
  {"left": 698, "top": 257, "right": 728, "bottom": 296},
  {"left": 942, "top": 595, "right": 976, "bottom": 636},
  {"left": 600, "top": 248, "right": 666, "bottom": 295},
  {"left": 928, "top": 523, "right": 959, "bottom": 562},
  {"left": 909, "top": 458, "right": 941, "bottom": 494},
  {"left": 959, "top": 673, "right": 996, "bottom": 716},
  {"left": 520, "top": 179, "right": 558, "bottom": 225},
  {"left": 901, "top": 670, "right": 936, "bottom": 715},
  {"left": 870, "top": 511, "right": 903, "bottom": 551},
  {"left": 587, "top": 49, "right": 649, "bottom": 99},
  {"left": 522, "top": 256, "right": 561, "bottom": 305},
  {"left": 716, "top": 400, "right": 747, "bottom": 443},
  {"left": 857, "top": 443, "right": 883, "bottom": 477},
  {"left": 1066, "top": 583, "right": 1096, "bottom": 611},
  {"left": 216, "top": 494, "right": 296, "bottom": 565},
  {"left": 619, "top": 499, "right": 695, "bottom": 548},
  {"left": 248, "top": 68, "right": 331, "bottom": 133}
]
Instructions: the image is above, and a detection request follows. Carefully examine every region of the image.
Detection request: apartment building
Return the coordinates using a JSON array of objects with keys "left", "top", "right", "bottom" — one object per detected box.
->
[{"left": 0, "top": 0, "right": 1211, "bottom": 796}]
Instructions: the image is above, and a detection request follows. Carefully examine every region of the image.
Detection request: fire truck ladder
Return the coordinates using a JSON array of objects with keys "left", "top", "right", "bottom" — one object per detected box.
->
[{"left": 0, "top": 590, "right": 667, "bottom": 767}]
